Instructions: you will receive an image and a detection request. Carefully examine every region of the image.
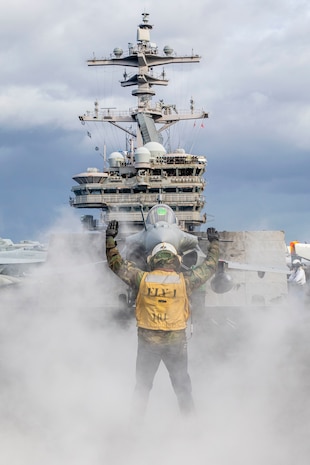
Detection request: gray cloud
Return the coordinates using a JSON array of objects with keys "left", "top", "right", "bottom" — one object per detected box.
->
[{"left": 0, "top": 0, "right": 309, "bottom": 243}]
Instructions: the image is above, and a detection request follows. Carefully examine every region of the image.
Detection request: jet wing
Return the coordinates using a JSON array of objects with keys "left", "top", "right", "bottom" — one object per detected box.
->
[
  {"left": 294, "top": 243, "right": 310, "bottom": 261},
  {"left": 224, "top": 260, "right": 289, "bottom": 274}
]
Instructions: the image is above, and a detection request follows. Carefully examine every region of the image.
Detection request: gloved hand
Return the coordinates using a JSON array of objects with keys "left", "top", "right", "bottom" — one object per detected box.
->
[
  {"left": 106, "top": 220, "right": 119, "bottom": 238},
  {"left": 207, "top": 227, "right": 219, "bottom": 242}
]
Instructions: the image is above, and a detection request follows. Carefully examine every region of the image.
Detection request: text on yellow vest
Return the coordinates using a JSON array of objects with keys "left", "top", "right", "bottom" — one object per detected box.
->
[{"left": 135, "top": 270, "right": 190, "bottom": 330}]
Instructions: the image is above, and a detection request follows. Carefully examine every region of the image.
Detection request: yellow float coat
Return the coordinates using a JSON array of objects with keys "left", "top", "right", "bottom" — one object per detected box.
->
[{"left": 135, "top": 269, "right": 190, "bottom": 330}]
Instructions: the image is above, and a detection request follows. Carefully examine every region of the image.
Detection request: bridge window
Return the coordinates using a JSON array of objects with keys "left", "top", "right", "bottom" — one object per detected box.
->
[{"left": 104, "top": 188, "right": 117, "bottom": 194}]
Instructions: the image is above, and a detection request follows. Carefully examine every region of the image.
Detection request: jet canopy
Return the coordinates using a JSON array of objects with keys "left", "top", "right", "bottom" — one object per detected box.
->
[{"left": 146, "top": 204, "right": 178, "bottom": 226}]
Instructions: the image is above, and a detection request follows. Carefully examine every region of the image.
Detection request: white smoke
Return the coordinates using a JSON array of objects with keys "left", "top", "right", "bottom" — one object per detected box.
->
[{"left": 0, "top": 219, "right": 309, "bottom": 464}]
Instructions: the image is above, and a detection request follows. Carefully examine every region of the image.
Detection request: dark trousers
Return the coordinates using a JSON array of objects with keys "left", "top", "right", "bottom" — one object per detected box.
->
[{"left": 132, "top": 328, "right": 194, "bottom": 417}]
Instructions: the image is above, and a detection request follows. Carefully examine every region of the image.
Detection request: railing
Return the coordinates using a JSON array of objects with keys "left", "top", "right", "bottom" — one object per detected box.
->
[
  {"left": 71, "top": 193, "right": 205, "bottom": 206},
  {"left": 104, "top": 210, "right": 205, "bottom": 224},
  {"left": 168, "top": 176, "right": 205, "bottom": 184}
]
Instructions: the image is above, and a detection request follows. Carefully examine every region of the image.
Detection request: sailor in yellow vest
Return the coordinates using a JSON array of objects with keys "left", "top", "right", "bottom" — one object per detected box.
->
[{"left": 106, "top": 220, "right": 219, "bottom": 417}]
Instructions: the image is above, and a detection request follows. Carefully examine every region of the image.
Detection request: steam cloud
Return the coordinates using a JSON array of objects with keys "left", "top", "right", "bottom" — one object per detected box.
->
[{"left": 0, "top": 220, "right": 309, "bottom": 464}]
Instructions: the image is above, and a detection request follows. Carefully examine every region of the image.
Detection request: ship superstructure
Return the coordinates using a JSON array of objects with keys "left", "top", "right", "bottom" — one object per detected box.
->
[{"left": 71, "top": 13, "right": 208, "bottom": 233}]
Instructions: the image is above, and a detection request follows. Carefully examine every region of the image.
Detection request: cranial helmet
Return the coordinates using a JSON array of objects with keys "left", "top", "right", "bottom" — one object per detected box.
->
[
  {"left": 147, "top": 242, "right": 181, "bottom": 270},
  {"left": 292, "top": 259, "right": 301, "bottom": 267},
  {"left": 151, "top": 242, "right": 178, "bottom": 257}
]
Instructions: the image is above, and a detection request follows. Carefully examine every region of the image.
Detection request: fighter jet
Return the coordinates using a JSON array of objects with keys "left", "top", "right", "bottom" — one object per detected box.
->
[
  {"left": 123, "top": 203, "right": 289, "bottom": 296},
  {"left": 125, "top": 204, "right": 206, "bottom": 267},
  {"left": 123, "top": 203, "right": 233, "bottom": 293}
]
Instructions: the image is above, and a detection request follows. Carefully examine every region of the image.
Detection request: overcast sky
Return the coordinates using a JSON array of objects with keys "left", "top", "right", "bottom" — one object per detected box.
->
[{"left": 0, "top": 0, "right": 309, "bottom": 244}]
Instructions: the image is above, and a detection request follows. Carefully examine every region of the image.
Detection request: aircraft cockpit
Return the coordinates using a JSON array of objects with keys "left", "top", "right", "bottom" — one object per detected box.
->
[{"left": 146, "top": 204, "right": 178, "bottom": 226}]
